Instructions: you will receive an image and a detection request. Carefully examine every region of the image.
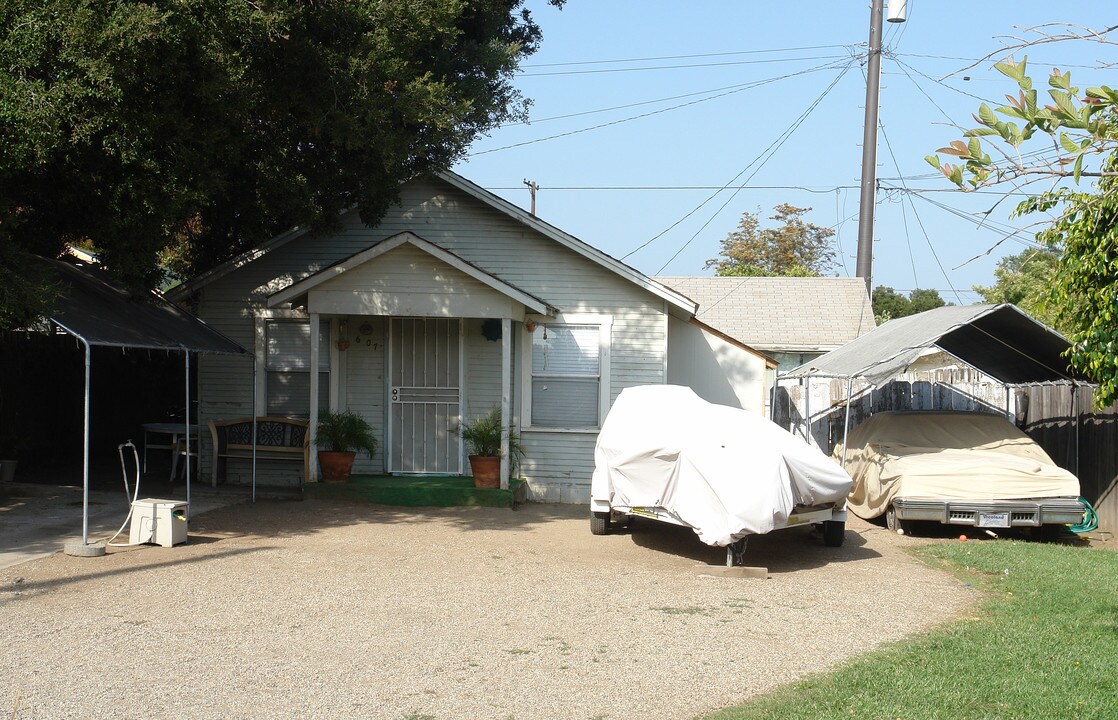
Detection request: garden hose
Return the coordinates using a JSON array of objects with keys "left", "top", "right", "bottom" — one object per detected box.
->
[{"left": 1070, "top": 497, "right": 1098, "bottom": 534}]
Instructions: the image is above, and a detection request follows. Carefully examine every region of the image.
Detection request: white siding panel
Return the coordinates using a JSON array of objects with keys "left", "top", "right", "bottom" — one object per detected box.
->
[{"left": 666, "top": 316, "right": 768, "bottom": 412}]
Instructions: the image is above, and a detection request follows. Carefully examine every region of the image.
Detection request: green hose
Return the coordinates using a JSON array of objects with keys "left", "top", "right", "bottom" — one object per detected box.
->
[{"left": 1070, "top": 497, "right": 1099, "bottom": 534}]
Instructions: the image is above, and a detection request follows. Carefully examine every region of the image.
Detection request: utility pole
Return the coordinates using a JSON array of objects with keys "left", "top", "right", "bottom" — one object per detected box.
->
[
  {"left": 855, "top": 0, "right": 905, "bottom": 294},
  {"left": 523, "top": 178, "right": 539, "bottom": 216}
]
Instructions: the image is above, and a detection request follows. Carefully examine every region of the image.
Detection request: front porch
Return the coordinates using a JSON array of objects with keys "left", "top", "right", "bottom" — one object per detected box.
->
[{"left": 304, "top": 474, "right": 528, "bottom": 509}]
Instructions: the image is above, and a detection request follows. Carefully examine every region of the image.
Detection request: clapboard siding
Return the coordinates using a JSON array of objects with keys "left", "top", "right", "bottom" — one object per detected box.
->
[
  {"left": 343, "top": 315, "right": 386, "bottom": 473},
  {"left": 462, "top": 319, "right": 502, "bottom": 418},
  {"left": 192, "top": 176, "right": 670, "bottom": 492}
]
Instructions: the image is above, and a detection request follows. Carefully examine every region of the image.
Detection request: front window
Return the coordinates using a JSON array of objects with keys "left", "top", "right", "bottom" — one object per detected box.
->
[
  {"left": 531, "top": 323, "right": 600, "bottom": 427},
  {"left": 266, "top": 320, "right": 329, "bottom": 417}
]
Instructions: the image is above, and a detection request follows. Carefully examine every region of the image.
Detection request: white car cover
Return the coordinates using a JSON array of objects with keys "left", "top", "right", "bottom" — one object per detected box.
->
[{"left": 591, "top": 385, "right": 852, "bottom": 546}]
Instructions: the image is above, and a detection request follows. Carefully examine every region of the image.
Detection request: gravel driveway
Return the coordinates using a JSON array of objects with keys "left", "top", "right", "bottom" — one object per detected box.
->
[{"left": 1, "top": 499, "right": 974, "bottom": 719}]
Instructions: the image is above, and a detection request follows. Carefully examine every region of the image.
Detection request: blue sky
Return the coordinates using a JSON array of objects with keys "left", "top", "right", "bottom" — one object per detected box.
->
[{"left": 453, "top": 1, "right": 1114, "bottom": 303}]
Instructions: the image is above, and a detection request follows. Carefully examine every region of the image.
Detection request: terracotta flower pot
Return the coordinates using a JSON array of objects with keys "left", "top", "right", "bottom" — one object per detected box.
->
[
  {"left": 318, "top": 450, "right": 356, "bottom": 483},
  {"left": 468, "top": 455, "right": 500, "bottom": 488}
]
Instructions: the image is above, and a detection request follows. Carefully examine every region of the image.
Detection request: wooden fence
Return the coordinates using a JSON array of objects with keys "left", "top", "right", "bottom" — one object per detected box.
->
[{"left": 774, "top": 370, "right": 1117, "bottom": 533}]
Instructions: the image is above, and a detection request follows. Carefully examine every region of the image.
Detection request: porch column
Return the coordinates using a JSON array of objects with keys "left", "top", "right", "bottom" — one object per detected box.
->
[
  {"left": 309, "top": 312, "right": 320, "bottom": 482},
  {"left": 500, "top": 317, "right": 512, "bottom": 490}
]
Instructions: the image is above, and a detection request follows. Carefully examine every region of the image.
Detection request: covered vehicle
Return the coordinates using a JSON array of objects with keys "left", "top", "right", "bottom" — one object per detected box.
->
[
  {"left": 835, "top": 411, "right": 1084, "bottom": 535},
  {"left": 590, "top": 385, "right": 852, "bottom": 560}
]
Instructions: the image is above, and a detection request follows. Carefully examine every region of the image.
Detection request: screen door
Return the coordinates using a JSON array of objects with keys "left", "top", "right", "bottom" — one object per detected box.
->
[{"left": 388, "top": 318, "right": 462, "bottom": 473}]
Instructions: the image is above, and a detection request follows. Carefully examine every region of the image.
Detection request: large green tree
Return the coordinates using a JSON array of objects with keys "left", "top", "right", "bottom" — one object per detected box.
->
[
  {"left": 972, "top": 248, "right": 1066, "bottom": 331},
  {"left": 706, "top": 203, "right": 836, "bottom": 277},
  {"left": 0, "top": 0, "right": 559, "bottom": 328},
  {"left": 928, "top": 54, "right": 1118, "bottom": 404}
]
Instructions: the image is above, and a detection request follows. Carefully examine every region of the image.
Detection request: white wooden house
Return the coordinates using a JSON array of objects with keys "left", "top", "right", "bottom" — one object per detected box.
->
[{"left": 169, "top": 171, "right": 775, "bottom": 502}]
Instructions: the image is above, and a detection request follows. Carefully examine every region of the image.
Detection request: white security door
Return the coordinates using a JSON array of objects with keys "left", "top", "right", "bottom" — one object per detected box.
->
[{"left": 389, "top": 318, "right": 462, "bottom": 474}]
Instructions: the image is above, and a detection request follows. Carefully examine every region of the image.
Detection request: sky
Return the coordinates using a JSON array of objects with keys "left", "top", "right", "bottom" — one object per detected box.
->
[{"left": 452, "top": 1, "right": 1115, "bottom": 304}]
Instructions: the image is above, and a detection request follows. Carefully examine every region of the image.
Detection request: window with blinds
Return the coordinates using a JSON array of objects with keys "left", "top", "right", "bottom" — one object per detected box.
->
[
  {"left": 531, "top": 323, "right": 600, "bottom": 427},
  {"left": 266, "top": 321, "right": 330, "bottom": 417}
]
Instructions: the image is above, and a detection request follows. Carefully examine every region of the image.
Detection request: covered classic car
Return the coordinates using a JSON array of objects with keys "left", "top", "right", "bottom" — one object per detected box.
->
[
  {"left": 835, "top": 411, "right": 1085, "bottom": 536},
  {"left": 591, "top": 385, "right": 853, "bottom": 564}
]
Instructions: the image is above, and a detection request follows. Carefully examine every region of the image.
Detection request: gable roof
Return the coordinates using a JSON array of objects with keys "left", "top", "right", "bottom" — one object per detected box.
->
[
  {"left": 169, "top": 171, "right": 697, "bottom": 317},
  {"left": 781, "top": 303, "right": 1085, "bottom": 385},
  {"left": 653, "top": 276, "right": 875, "bottom": 352},
  {"left": 266, "top": 231, "right": 557, "bottom": 315}
]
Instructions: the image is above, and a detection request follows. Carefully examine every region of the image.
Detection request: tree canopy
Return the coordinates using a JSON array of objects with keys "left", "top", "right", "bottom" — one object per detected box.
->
[
  {"left": 972, "top": 248, "right": 1067, "bottom": 331},
  {"left": 928, "top": 51, "right": 1118, "bottom": 405},
  {"left": 705, "top": 204, "right": 836, "bottom": 277},
  {"left": 0, "top": 0, "right": 560, "bottom": 328},
  {"left": 871, "top": 286, "right": 947, "bottom": 324}
]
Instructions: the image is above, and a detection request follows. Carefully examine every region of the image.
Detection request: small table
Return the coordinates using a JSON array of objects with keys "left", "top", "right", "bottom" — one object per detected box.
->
[{"left": 141, "top": 423, "right": 199, "bottom": 480}]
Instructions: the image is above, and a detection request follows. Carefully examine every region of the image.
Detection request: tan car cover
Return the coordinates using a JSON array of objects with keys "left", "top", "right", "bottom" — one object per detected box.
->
[{"left": 835, "top": 411, "right": 1081, "bottom": 520}]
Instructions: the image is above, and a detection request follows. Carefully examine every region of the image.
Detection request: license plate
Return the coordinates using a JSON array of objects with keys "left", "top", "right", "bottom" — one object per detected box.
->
[{"left": 977, "top": 512, "right": 1010, "bottom": 528}]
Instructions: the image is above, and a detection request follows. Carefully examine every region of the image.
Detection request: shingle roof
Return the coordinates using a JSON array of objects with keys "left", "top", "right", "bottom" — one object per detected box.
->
[{"left": 652, "top": 276, "right": 875, "bottom": 352}]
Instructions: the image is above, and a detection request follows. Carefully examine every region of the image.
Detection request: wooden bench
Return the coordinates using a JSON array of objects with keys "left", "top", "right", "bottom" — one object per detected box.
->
[{"left": 207, "top": 417, "right": 309, "bottom": 487}]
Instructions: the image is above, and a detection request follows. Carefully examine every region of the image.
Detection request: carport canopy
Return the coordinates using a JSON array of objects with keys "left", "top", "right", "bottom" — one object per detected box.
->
[
  {"left": 782, "top": 303, "right": 1088, "bottom": 386},
  {"left": 41, "top": 256, "right": 246, "bottom": 355},
  {"left": 29, "top": 255, "right": 247, "bottom": 550}
]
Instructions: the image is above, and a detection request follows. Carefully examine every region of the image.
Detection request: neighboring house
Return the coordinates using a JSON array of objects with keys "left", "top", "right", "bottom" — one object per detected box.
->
[
  {"left": 168, "top": 171, "right": 774, "bottom": 503},
  {"left": 653, "top": 276, "right": 875, "bottom": 373}
]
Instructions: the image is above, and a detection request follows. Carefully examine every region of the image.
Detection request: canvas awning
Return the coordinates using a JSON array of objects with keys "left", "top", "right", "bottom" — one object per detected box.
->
[{"left": 781, "top": 304, "right": 1086, "bottom": 386}]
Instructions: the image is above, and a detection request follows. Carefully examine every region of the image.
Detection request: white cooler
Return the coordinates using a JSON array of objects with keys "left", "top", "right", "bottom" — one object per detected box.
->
[{"left": 129, "top": 498, "right": 189, "bottom": 547}]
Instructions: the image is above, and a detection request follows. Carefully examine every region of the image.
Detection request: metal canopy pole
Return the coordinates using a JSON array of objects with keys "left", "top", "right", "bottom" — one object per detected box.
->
[
  {"left": 185, "top": 349, "right": 191, "bottom": 510},
  {"left": 81, "top": 337, "right": 91, "bottom": 546},
  {"left": 841, "top": 377, "right": 854, "bottom": 467},
  {"left": 252, "top": 362, "right": 257, "bottom": 503}
]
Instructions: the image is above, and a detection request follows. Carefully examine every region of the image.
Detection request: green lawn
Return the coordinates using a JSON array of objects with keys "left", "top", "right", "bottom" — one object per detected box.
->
[{"left": 703, "top": 540, "right": 1118, "bottom": 720}]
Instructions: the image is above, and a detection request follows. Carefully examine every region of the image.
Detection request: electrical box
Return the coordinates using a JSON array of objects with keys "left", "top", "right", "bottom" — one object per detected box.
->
[{"left": 129, "top": 498, "right": 188, "bottom": 547}]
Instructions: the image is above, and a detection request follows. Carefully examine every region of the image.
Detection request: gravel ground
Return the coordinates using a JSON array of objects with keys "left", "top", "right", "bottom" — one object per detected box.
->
[{"left": 1, "top": 500, "right": 976, "bottom": 720}]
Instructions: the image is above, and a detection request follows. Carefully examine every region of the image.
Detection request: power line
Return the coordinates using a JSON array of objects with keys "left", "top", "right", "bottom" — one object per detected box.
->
[
  {"left": 518, "top": 54, "right": 850, "bottom": 77},
  {"left": 468, "top": 59, "right": 851, "bottom": 157},
  {"left": 481, "top": 184, "right": 860, "bottom": 192},
  {"left": 877, "top": 121, "right": 964, "bottom": 304},
  {"left": 521, "top": 44, "right": 856, "bottom": 69},
  {"left": 891, "top": 56, "right": 993, "bottom": 105},
  {"left": 619, "top": 61, "right": 853, "bottom": 263},
  {"left": 653, "top": 62, "right": 856, "bottom": 274},
  {"left": 880, "top": 124, "right": 921, "bottom": 289},
  {"left": 518, "top": 80, "right": 776, "bottom": 125}
]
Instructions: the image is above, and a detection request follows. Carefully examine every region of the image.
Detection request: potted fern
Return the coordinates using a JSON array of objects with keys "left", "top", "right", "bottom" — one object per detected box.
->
[
  {"left": 458, "top": 407, "right": 524, "bottom": 488},
  {"left": 315, "top": 410, "right": 378, "bottom": 483}
]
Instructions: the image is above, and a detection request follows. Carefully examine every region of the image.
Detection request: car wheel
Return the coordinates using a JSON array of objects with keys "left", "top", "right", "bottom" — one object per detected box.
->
[
  {"left": 590, "top": 511, "right": 611, "bottom": 536},
  {"left": 822, "top": 520, "right": 845, "bottom": 547},
  {"left": 886, "top": 504, "right": 898, "bottom": 532}
]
